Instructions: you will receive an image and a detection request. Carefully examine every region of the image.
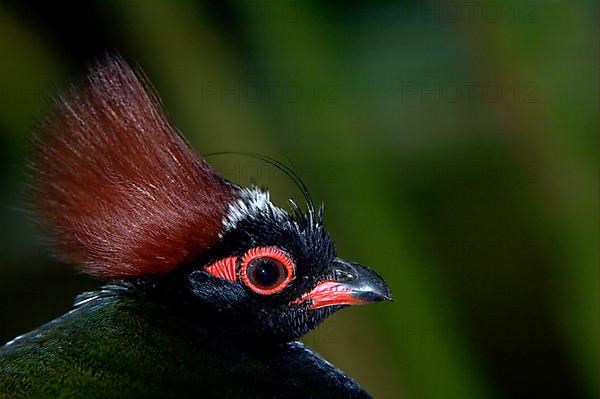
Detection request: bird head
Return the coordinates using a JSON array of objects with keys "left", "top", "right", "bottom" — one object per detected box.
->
[
  {"left": 32, "top": 55, "right": 391, "bottom": 342},
  {"left": 183, "top": 188, "right": 391, "bottom": 341}
]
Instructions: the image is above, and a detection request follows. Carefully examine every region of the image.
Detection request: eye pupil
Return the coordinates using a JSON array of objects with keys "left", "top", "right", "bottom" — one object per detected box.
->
[{"left": 249, "top": 258, "right": 285, "bottom": 289}]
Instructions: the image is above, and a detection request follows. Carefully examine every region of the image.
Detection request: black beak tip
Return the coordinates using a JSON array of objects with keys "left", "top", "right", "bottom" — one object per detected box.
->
[
  {"left": 375, "top": 282, "right": 393, "bottom": 303},
  {"left": 334, "top": 259, "right": 393, "bottom": 305},
  {"left": 352, "top": 283, "right": 392, "bottom": 304},
  {"left": 382, "top": 289, "right": 393, "bottom": 302},
  {"left": 365, "top": 267, "right": 393, "bottom": 303}
]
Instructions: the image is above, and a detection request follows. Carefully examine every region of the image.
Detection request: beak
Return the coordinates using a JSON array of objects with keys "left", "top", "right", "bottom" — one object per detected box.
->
[{"left": 292, "top": 258, "right": 392, "bottom": 310}]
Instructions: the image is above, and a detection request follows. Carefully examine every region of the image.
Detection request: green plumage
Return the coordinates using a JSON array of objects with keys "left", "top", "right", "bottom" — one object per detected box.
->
[{"left": 0, "top": 285, "right": 369, "bottom": 399}]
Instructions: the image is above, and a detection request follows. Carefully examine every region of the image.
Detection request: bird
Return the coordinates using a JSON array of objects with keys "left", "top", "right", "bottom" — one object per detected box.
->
[{"left": 0, "top": 55, "right": 392, "bottom": 398}]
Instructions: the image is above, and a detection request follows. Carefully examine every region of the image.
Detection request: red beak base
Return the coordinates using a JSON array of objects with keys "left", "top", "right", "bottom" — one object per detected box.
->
[{"left": 291, "top": 281, "right": 369, "bottom": 310}]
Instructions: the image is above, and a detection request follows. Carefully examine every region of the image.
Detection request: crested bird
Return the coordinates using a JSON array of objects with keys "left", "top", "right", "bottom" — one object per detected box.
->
[{"left": 0, "top": 56, "right": 392, "bottom": 398}]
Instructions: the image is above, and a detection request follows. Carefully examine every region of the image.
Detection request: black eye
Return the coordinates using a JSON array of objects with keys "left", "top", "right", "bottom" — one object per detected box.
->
[
  {"left": 240, "top": 247, "right": 295, "bottom": 295},
  {"left": 247, "top": 258, "right": 287, "bottom": 290}
]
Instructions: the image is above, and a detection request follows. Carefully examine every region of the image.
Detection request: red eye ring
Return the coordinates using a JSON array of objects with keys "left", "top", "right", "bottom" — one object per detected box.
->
[{"left": 240, "top": 247, "right": 295, "bottom": 295}]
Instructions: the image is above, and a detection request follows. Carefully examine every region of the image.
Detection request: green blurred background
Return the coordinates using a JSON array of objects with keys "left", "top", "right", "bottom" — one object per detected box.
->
[{"left": 0, "top": 1, "right": 597, "bottom": 398}]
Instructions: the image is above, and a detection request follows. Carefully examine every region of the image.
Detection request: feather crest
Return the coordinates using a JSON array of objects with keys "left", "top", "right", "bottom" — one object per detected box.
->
[{"left": 32, "top": 56, "right": 235, "bottom": 278}]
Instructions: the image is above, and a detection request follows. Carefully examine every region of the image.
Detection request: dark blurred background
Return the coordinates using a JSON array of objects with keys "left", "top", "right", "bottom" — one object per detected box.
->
[{"left": 0, "top": 1, "right": 597, "bottom": 398}]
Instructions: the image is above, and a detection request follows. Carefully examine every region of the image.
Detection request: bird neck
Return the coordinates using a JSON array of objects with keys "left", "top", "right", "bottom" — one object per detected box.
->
[{"left": 88, "top": 278, "right": 290, "bottom": 345}]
